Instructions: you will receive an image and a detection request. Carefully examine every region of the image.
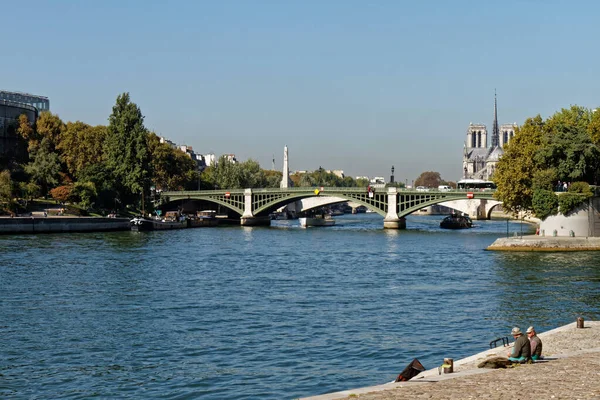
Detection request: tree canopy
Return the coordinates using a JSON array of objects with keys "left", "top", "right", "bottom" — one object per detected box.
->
[{"left": 494, "top": 106, "right": 600, "bottom": 216}]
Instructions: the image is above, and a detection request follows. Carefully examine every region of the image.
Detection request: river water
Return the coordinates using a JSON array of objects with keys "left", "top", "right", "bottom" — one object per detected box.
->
[{"left": 1, "top": 214, "right": 599, "bottom": 399}]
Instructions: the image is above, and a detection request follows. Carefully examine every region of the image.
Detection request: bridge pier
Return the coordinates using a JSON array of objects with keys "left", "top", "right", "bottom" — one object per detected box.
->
[
  {"left": 383, "top": 187, "right": 406, "bottom": 229},
  {"left": 240, "top": 216, "right": 271, "bottom": 226},
  {"left": 240, "top": 188, "right": 271, "bottom": 226},
  {"left": 383, "top": 217, "right": 406, "bottom": 229}
]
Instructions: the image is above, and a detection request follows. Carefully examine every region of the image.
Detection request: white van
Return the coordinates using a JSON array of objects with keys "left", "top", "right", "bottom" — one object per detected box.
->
[{"left": 438, "top": 185, "right": 452, "bottom": 192}]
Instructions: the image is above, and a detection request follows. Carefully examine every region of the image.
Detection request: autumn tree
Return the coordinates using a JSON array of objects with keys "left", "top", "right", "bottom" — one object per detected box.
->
[
  {"left": 50, "top": 185, "right": 72, "bottom": 203},
  {"left": 17, "top": 114, "right": 35, "bottom": 156},
  {"left": 0, "top": 170, "right": 13, "bottom": 203},
  {"left": 34, "top": 112, "right": 65, "bottom": 153},
  {"left": 58, "top": 122, "right": 107, "bottom": 179},
  {"left": 414, "top": 171, "right": 442, "bottom": 188}
]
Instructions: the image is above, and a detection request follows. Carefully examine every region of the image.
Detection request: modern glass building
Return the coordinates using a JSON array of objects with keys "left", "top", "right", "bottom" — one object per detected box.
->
[
  {"left": 0, "top": 90, "right": 49, "bottom": 113},
  {"left": 0, "top": 90, "right": 48, "bottom": 160}
]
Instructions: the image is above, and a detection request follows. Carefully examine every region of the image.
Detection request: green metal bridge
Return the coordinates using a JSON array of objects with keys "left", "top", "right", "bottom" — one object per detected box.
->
[{"left": 161, "top": 187, "right": 498, "bottom": 228}]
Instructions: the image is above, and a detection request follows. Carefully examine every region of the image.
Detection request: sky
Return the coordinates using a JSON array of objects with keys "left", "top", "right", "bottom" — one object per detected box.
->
[{"left": 3, "top": 0, "right": 600, "bottom": 183}]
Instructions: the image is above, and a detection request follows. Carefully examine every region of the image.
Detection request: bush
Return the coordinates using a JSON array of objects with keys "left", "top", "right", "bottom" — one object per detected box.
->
[
  {"left": 568, "top": 181, "right": 593, "bottom": 196},
  {"left": 532, "top": 189, "right": 558, "bottom": 220},
  {"left": 558, "top": 193, "right": 588, "bottom": 216}
]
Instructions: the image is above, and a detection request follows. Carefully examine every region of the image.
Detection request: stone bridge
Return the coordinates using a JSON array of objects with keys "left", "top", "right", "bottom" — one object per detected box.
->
[{"left": 161, "top": 187, "right": 497, "bottom": 229}]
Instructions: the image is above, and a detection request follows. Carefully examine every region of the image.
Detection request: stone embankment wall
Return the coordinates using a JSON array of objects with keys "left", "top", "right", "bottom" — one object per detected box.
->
[
  {"left": 539, "top": 195, "right": 600, "bottom": 237},
  {"left": 0, "top": 217, "right": 130, "bottom": 234}
]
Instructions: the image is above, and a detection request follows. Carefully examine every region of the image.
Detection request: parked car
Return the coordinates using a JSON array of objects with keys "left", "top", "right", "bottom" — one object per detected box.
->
[
  {"left": 416, "top": 186, "right": 429, "bottom": 192},
  {"left": 438, "top": 185, "right": 452, "bottom": 192}
]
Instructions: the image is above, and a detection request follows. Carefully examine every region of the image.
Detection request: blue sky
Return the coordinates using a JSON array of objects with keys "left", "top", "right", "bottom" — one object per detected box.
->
[{"left": 3, "top": 0, "right": 599, "bottom": 182}]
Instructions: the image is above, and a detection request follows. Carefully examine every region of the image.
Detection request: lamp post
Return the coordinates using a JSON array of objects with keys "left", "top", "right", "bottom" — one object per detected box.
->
[{"left": 390, "top": 165, "right": 395, "bottom": 184}]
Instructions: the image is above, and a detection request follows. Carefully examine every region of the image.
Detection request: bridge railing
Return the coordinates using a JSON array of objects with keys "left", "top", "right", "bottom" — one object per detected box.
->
[{"left": 162, "top": 187, "right": 496, "bottom": 196}]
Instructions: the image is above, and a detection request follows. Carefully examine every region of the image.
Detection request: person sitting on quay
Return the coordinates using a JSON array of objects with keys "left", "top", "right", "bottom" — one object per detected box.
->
[
  {"left": 527, "top": 326, "right": 543, "bottom": 360},
  {"left": 507, "top": 327, "right": 531, "bottom": 363}
]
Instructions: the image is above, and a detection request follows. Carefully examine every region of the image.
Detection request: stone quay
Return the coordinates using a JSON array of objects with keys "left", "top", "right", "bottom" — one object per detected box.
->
[{"left": 301, "top": 321, "right": 600, "bottom": 400}]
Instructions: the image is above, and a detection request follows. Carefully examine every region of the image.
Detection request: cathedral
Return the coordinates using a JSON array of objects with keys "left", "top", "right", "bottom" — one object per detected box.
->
[{"left": 462, "top": 94, "right": 516, "bottom": 180}]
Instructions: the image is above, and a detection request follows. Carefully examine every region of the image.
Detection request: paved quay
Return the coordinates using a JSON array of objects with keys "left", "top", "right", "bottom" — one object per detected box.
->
[
  {"left": 486, "top": 235, "right": 600, "bottom": 251},
  {"left": 300, "top": 321, "right": 600, "bottom": 400}
]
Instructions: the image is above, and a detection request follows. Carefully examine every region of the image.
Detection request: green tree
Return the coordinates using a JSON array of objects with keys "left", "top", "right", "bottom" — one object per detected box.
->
[
  {"left": 71, "top": 181, "right": 98, "bottom": 209},
  {"left": 494, "top": 115, "right": 545, "bottom": 214},
  {"left": 264, "top": 170, "right": 283, "bottom": 188},
  {"left": 532, "top": 168, "right": 558, "bottom": 192},
  {"left": 213, "top": 155, "right": 243, "bottom": 188},
  {"left": 18, "top": 181, "right": 40, "bottom": 206},
  {"left": 531, "top": 189, "right": 558, "bottom": 220},
  {"left": 238, "top": 159, "right": 267, "bottom": 188},
  {"left": 355, "top": 178, "right": 370, "bottom": 187},
  {"left": 25, "top": 137, "right": 62, "bottom": 197},
  {"left": 147, "top": 133, "right": 199, "bottom": 191},
  {"left": 104, "top": 93, "right": 151, "bottom": 208}
]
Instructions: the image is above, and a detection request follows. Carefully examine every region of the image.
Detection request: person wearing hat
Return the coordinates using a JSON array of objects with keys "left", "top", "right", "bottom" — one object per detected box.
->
[
  {"left": 527, "top": 326, "right": 543, "bottom": 360},
  {"left": 507, "top": 327, "right": 531, "bottom": 363}
]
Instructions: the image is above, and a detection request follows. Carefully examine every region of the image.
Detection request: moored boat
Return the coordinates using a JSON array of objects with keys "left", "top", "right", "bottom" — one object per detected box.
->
[
  {"left": 130, "top": 217, "right": 188, "bottom": 231},
  {"left": 188, "top": 210, "right": 219, "bottom": 228},
  {"left": 299, "top": 214, "right": 335, "bottom": 227},
  {"left": 440, "top": 214, "right": 473, "bottom": 229}
]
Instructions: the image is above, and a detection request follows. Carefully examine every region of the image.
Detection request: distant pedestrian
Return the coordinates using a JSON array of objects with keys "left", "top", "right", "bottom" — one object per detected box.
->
[{"left": 563, "top": 182, "right": 568, "bottom": 191}]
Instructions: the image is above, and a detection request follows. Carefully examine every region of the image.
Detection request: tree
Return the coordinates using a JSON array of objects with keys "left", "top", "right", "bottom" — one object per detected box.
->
[
  {"left": 71, "top": 181, "right": 97, "bottom": 209},
  {"left": 16, "top": 114, "right": 35, "bottom": 156},
  {"left": 531, "top": 189, "right": 558, "bottom": 220},
  {"left": 493, "top": 115, "right": 545, "bottom": 214},
  {"left": 414, "top": 171, "right": 442, "bottom": 188},
  {"left": 50, "top": 185, "right": 72, "bottom": 203},
  {"left": 34, "top": 112, "right": 65, "bottom": 153},
  {"left": 147, "top": 133, "right": 199, "bottom": 191},
  {"left": 58, "top": 122, "right": 107, "bottom": 179},
  {"left": 18, "top": 181, "right": 40, "bottom": 206},
  {"left": 264, "top": 170, "right": 282, "bottom": 188},
  {"left": 104, "top": 93, "right": 151, "bottom": 207},
  {"left": 25, "top": 137, "right": 62, "bottom": 197},
  {"left": 0, "top": 170, "right": 13, "bottom": 203}
]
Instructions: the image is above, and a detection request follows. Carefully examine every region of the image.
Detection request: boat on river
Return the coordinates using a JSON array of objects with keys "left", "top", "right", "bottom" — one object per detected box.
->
[
  {"left": 299, "top": 214, "right": 335, "bottom": 227},
  {"left": 187, "top": 210, "right": 219, "bottom": 228},
  {"left": 130, "top": 217, "right": 188, "bottom": 231},
  {"left": 440, "top": 214, "right": 473, "bottom": 229}
]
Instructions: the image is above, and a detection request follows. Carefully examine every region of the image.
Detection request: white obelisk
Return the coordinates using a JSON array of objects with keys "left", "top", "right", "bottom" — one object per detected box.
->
[{"left": 280, "top": 145, "right": 291, "bottom": 188}]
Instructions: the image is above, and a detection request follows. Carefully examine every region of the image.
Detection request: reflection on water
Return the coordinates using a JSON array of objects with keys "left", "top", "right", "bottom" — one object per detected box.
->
[{"left": 0, "top": 213, "right": 598, "bottom": 399}]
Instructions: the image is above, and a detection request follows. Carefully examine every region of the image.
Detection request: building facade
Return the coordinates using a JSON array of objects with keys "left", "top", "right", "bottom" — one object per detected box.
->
[
  {"left": 0, "top": 90, "right": 50, "bottom": 159},
  {"left": 0, "top": 90, "right": 49, "bottom": 113},
  {"left": 462, "top": 95, "right": 516, "bottom": 180}
]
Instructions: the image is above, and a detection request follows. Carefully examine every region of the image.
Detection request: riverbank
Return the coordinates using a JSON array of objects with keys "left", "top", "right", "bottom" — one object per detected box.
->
[
  {"left": 301, "top": 321, "right": 600, "bottom": 400},
  {"left": 0, "top": 216, "right": 130, "bottom": 233},
  {"left": 487, "top": 235, "right": 600, "bottom": 251}
]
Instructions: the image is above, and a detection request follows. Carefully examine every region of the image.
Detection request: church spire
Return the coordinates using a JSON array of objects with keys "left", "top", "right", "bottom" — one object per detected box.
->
[{"left": 491, "top": 90, "right": 499, "bottom": 147}]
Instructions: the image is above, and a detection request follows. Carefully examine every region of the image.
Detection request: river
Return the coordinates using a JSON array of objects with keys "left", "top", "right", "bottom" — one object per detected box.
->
[{"left": 1, "top": 213, "right": 599, "bottom": 399}]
